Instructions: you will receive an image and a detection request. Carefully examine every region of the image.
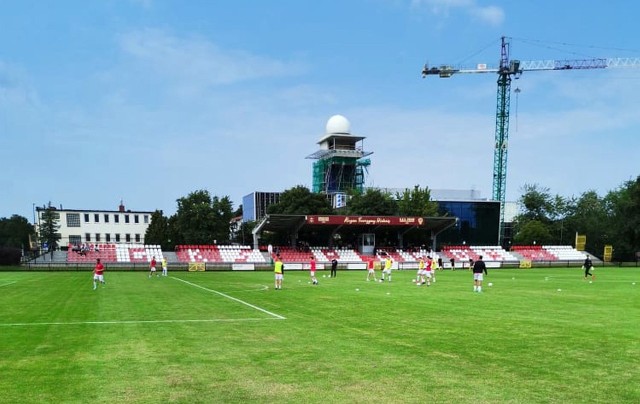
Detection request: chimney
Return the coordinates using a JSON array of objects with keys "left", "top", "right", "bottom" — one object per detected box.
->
[{"left": 119, "top": 200, "right": 125, "bottom": 212}]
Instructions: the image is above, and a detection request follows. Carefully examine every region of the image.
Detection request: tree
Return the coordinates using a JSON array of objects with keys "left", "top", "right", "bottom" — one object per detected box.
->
[
  {"left": 232, "top": 220, "right": 257, "bottom": 245},
  {"left": 396, "top": 185, "right": 439, "bottom": 217},
  {"left": 211, "top": 196, "right": 235, "bottom": 244},
  {"left": 38, "top": 204, "right": 61, "bottom": 253},
  {"left": 513, "top": 184, "right": 560, "bottom": 245},
  {"left": 513, "top": 220, "right": 553, "bottom": 245},
  {"left": 563, "top": 191, "right": 610, "bottom": 255},
  {"left": 172, "top": 190, "right": 237, "bottom": 245},
  {"left": 346, "top": 188, "right": 397, "bottom": 216},
  {"left": 0, "top": 215, "right": 34, "bottom": 249},
  {"left": 605, "top": 176, "right": 640, "bottom": 260},
  {"left": 144, "top": 210, "right": 170, "bottom": 250},
  {"left": 267, "top": 186, "right": 333, "bottom": 215}
]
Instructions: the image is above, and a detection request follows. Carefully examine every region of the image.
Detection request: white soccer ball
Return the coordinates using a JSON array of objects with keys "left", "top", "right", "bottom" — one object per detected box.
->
[
  {"left": 557, "top": 289, "right": 562, "bottom": 292},
  {"left": 355, "top": 288, "right": 360, "bottom": 291},
  {"left": 488, "top": 282, "right": 493, "bottom": 287}
]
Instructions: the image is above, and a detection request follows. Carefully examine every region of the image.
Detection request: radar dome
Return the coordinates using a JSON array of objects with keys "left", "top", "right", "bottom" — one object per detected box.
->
[{"left": 325, "top": 115, "right": 351, "bottom": 135}]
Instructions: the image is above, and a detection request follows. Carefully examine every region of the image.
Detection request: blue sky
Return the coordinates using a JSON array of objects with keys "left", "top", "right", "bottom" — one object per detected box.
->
[{"left": 2, "top": 0, "right": 640, "bottom": 221}]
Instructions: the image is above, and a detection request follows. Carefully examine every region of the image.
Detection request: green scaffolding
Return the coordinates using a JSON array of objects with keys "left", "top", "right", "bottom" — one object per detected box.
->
[{"left": 312, "top": 157, "right": 370, "bottom": 194}]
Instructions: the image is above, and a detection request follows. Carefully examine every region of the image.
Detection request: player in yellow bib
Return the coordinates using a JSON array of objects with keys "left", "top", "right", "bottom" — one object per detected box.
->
[
  {"left": 381, "top": 255, "right": 393, "bottom": 282},
  {"left": 274, "top": 256, "right": 284, "bottom": 290}
]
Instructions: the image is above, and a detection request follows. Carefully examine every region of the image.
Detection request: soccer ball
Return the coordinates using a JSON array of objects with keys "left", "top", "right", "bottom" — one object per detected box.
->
[{"left": 488, "top": 282, "right": 493, "bottom": 287}]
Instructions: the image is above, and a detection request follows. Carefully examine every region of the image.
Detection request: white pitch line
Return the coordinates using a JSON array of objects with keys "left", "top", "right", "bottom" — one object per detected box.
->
[
  {"left": 171, "top": 276, "right": 286, "bottom": 320},
  {"left": 0, "top": 281, "right": 17, "bottom": 288},
  {"left": 0, "top": 318, "right": 280, "bottom": 327}
]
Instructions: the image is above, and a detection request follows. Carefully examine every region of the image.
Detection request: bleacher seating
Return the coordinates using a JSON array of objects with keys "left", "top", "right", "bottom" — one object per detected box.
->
[
  {"left": 67, "top": 243, "right": 163, "bottom": 263},
  {"left": 544, "top": 245, "right": 587, "bottom": 261},
  {"left": 510, "top": 245, "right": 557, "bottom": 261},
  {"left": 67, "top": 243, "right": 117, "bottom": 263},
  {"left": 174, "top": 245, "right": 266, "bottom": 263}
]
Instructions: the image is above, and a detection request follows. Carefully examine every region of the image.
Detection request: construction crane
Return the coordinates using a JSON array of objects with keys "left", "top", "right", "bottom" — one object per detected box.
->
[{"left": 422, "top": 36, "right": 640, "bottom": 246}]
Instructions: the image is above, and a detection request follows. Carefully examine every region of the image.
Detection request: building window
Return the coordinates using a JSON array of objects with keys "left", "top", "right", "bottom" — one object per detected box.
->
[
  {"left": 125, "top": 215, "right": 130, "bottom": 224},
  {"left": 95, "top": 234, "right": 101, "bottom": 242},
  {"left": 135, "top": 234, "right": 141, "bottom": 242},
  {"left": 69, "top": 235, "right": 81, "bottom": 245},
  {"left": 66, "top": 213, "right": 81, "bottom": 228},
  {"left": 115, "top": 234, "right": 120, "bottom": 242},
  {"left": 144, "top": 215, "right": 149, "bottom": 224},
  {"left": 85, "top": 233, "right": 91, "bottom": 242},
  {"left": 84, "top": 213, "right": 90, "bottom": 223},
  {"left": 125, "top": 234, "right": 131, "bottom": 242},
  {"left": 134, "top": 215, "right": 139, "bottom": 224},
  {"left": 94, "top": 213, "right": 99, "bottom": 223},
  {"left": 105, "top": 234, "right": 111, "bottom": 242},
  {"left": 114, "top": 215, "right": 120, "bottom": 224},
  {"left": 104, "top": 214, "right": 110, "bottom": 223}
]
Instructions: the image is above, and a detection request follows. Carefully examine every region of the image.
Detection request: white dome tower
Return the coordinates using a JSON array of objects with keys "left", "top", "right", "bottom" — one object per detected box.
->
[
  {"left": 307, "top": 115, "right": 372, "bottom": 197},
  {"left": 325, "top": 114, "right": 351, "bottom": 135}
]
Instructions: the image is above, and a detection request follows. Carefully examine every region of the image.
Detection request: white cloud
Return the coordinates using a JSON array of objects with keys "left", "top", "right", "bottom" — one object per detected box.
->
[
  {"left": 411, "top": 0, "right": 505, "bottom": 26},
  {"left": 118, "top": 29, "right": 306, "bottom": 92}
]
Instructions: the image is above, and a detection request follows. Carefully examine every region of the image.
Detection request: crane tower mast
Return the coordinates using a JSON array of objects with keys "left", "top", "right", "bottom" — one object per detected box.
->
[{"left": 422, "top": 36, "right": 640, "bottom": 245}]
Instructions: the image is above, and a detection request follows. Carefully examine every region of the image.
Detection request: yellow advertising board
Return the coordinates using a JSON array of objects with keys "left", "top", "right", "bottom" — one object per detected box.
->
[{"left": 188, "top": 263, "right": 206, "bottom": 272}]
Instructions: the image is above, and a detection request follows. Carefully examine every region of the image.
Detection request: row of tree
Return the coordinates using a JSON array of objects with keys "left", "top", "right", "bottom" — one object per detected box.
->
[
  {"left": 1, "top": 177, "right": 639, "bottom": 260},
  {"left": 513, "top": 176, "right": 640, "bottom": 260}
]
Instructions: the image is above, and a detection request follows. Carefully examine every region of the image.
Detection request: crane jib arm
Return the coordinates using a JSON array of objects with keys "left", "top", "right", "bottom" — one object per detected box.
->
[{"left": 422, "top": 57, "right": 640, "bottom": 77}]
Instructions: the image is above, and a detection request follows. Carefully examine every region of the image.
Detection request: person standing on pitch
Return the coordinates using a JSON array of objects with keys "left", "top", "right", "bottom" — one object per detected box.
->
[
  {"left": 381, "top": 254, "right": 393, "bottom": 282},
  {"left": 424, "top": 255, "right": 433, "bottom": 286},
  {"left": 431, "top": 255, "right": 438, "bottom": 283},
  {"left": 161, "top": 257, "right": 168, "bottom": 277},
  {"left": 330, "top": 258, "right": 338, "bottom": 278},
  {"left": 367, "top": 256, "right": 377, "bottom": 282},
  {"left": 93, "top": 258, "right": 105, "bottom": 290},
  {"left": 148, "top": 256, "right": 157, "bottom": 278},
  {"left": 416, "top": 256, "right": 425, "bottom": 285},
  {"left": 583, "top": 256, "right": 595, "bottom": 281},
  {"left": 309, "top": 255, "right": 318, "bottom": 285},
  {"left": 473, "top": 255, "right": 488, "bottom": 292},
  {"left": 274, "top": 256, "right": 284, "bottom": 290}
]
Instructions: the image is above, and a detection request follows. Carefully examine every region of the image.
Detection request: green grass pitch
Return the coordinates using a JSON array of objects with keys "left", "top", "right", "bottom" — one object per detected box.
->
[{"left": 0, "top": 267, "right": 638, "bottom": 403}]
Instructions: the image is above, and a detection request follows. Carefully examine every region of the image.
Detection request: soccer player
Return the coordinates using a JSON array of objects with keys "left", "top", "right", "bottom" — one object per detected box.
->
[
  {"left": 274, "top": 256, "right": 284, "bottom": 290},
  {"left": 309, "top": 256, "right": 318, "bottom": 285},
  {"left": 367, "top": 256, "right": 377, "bottom": 282},
  {"left": 423, "top": 255, "right": 433, "bottom": 286},
  {"left": 148, "top": 256, "right": 157, "bottom": 278},
  {"left": 583, "top": 256, "right": 595, "bottom": 281},
  {"left": 472, "top": 255, "right": 488, "bottom": 292},
  {"left": 381, "top": 255, "right": 393, "bottom": 282},
  {"left": 431, "top": 255, "right": 439, "bottom": 283},
  {"left": 93, "top": 258, "right": 105, "bottom": 290},
  {"left": 161, "top": 257, "right": 168, "bottom": 277},
  {"left": 416, "top": 256, "right": 425, "bottom": 285},
  {"left": 330, "top": 258, "right": 338, "bottom": 278}
]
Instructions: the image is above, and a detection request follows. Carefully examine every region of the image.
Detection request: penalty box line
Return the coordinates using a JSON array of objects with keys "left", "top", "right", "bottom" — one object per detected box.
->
[{"left": 171, "top": 276, "right": 286, "bottom": 320}]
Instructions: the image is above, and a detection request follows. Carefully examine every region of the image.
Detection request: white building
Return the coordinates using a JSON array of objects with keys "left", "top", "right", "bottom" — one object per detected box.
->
[{"left": 35, "top": 203, "right": 155, "bottom": 248}]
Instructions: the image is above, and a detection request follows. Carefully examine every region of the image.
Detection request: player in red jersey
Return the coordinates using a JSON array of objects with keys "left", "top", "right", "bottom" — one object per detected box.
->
[
  {"left": 309, "top": 256, "right": 318, "bottom": 285},
  {"left": 148, "top": 256, "right": 157, "bottom": 278},
  {"left": 93, "top": 258, "right": 105, "bottom": 290},
  {"left": 367, "top": 256, "right": 377, "bottom": 282}
]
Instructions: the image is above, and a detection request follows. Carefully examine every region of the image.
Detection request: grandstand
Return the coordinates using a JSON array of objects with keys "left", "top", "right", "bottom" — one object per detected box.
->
[
  {"left": 29, "top": 243, "right": 589, "bottom": 270},
  {"left": 67, "top": 243, "right": 164, "bottom": 263}
]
